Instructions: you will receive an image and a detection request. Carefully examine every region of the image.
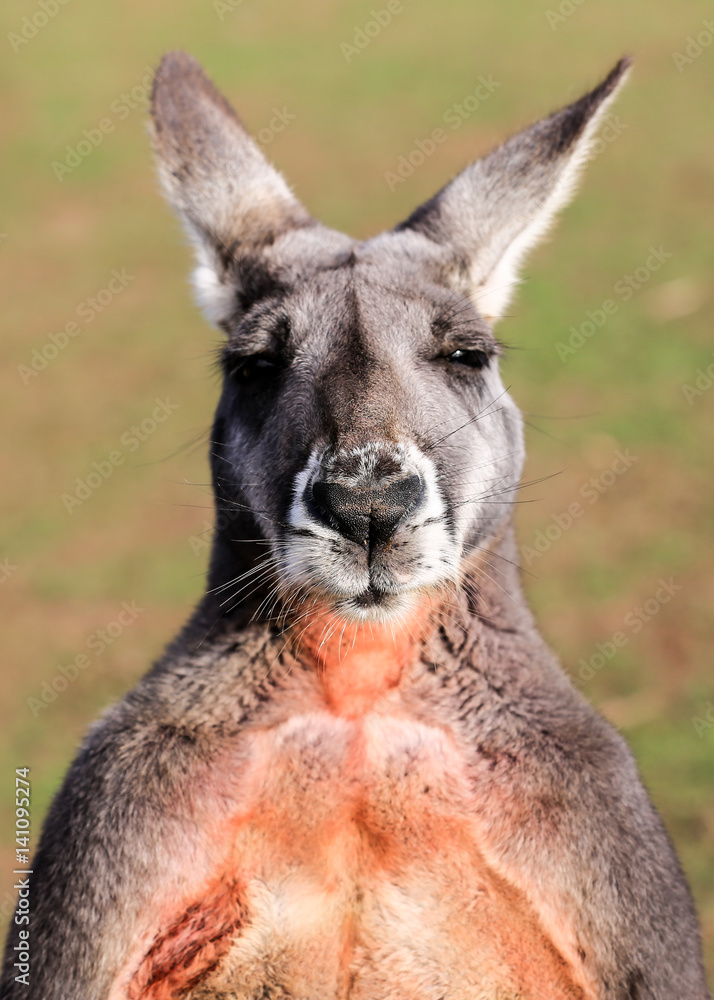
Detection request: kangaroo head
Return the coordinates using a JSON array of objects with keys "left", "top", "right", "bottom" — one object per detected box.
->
[{"left": 151, "top": 52, "right": 629, "bottom": 626}]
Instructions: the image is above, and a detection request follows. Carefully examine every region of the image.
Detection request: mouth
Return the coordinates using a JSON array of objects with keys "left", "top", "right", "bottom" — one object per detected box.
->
[
  {"left": 353, "top": 583, "right": 394, "bottom": 608},
  {"left": 352, "top": 584, "right": 395, "bottom": 609},
  {"left": 331, "top": 584, "right": 423, "bottom": 623},
  {"left": 278, "top": 528, "right": 455, "bottom": 623}
]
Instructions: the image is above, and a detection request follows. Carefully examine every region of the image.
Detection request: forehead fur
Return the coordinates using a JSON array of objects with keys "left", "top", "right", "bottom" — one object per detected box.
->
[{"left": 226, "top": 226, "right": 489, "bottom": 341}]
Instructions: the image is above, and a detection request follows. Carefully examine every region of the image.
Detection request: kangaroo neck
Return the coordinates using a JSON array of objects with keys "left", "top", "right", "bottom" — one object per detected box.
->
[{"left": 281, "top": 521, "right": 529, "bottom": 716}]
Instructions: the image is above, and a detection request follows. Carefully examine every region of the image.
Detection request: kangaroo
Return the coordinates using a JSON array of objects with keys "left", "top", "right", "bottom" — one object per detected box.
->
[{"left": 2, "top": 51, "right": 709, "bottom": 1000}]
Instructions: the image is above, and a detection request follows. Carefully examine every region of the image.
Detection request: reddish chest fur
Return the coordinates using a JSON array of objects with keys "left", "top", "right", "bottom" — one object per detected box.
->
[
  {"left": 125, "top": 621, "right": 585, "bottom": 1000},
  {"left": 300, "top": 608, "right": 426, "bottom": 716}
]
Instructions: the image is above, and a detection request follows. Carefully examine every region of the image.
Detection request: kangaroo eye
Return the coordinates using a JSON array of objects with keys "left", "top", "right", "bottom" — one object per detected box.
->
[
  {"left": 446, "top": 349, "right": 489, "bottom": 369},
  {"left": 231, "top": 354, "right": 281, "bottom": 382}
]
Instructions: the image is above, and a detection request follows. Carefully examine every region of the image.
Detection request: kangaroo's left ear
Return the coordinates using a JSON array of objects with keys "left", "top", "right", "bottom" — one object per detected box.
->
[{"left": 395, "top": 58, "right": 631, "bottom": 323}]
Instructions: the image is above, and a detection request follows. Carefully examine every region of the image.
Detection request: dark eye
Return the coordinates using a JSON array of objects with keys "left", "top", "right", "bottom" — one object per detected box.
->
[
  {"left": 230, "top": 354, "right": 281, "bottom": 382},
  {"left": 446, "top": 348, "right": 489, "bottom": 369}
]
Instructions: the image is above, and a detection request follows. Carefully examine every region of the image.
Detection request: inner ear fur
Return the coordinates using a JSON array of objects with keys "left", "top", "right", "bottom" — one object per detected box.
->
[{"left": 150, "top": 50, "right": 313, "bottom": 326}]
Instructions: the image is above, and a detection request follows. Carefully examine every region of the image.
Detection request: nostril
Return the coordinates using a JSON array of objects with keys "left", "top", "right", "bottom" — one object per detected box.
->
[
  {"left": 369, "top": 474, "right": 424, "bottom": 544},
  {"left": 307, "top": 475, "right": 424, "bottom": 547},
  {"left": 309, "top": 481, "right": 371, "bottom": 545}
]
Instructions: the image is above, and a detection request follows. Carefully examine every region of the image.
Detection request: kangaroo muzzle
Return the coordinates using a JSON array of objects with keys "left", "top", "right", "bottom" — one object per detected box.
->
[{"left": 283, "top": 441, "right": 456, "bottom": 620}]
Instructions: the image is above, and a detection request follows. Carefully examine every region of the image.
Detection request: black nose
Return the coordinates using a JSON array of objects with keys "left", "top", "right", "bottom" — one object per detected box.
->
[{"left": 308, "top": 475, "right": 424, "bottom": 546}]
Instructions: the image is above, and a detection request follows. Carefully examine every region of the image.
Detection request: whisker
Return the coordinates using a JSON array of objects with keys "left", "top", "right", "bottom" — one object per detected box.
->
[
  {"left": 425, "top": 386, "right": 512, "bottom": 451},
  {"left": 208, "top": 555, "right": 279, "bottom": 597},
  {"left": 222, "top": 569, "right": 281, "bottom": 617}
]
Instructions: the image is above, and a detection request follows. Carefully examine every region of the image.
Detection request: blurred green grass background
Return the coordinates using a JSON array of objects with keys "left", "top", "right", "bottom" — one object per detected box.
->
[{"left": 0, "top": 0, "right": 712, "bottom": 981}]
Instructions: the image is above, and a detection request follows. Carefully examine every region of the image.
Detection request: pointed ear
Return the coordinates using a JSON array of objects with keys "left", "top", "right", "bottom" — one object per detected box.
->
[
  {"left": 150, "top": 51, "right": 312, "bottom": 327},
  {"left": 396, "top": 58, "right": 632, "bottom": 323}
]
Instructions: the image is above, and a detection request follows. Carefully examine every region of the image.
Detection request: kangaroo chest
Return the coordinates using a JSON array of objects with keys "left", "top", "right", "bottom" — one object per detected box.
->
[{"left": 128, "top": 702, "right": 583, "bottom": 1000}]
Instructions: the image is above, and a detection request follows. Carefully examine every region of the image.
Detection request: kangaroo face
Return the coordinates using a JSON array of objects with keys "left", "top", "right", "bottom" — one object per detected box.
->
[
  {"left": 210, "top": 234, "right": 523, "bottom": 621},
  {"left": 151, "top": 52, "right": 630, "bottom": 624}
]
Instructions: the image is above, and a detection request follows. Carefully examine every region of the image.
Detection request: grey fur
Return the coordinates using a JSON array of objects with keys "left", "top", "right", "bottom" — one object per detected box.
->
[{"left": 2, "top": 52, "right": 709, "bottom": 1000}]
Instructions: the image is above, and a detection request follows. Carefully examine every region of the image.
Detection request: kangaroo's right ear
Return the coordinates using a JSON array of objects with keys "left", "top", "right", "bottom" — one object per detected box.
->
[{"left": 150, "top": 51, "right": 312, "bottom": 327}]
